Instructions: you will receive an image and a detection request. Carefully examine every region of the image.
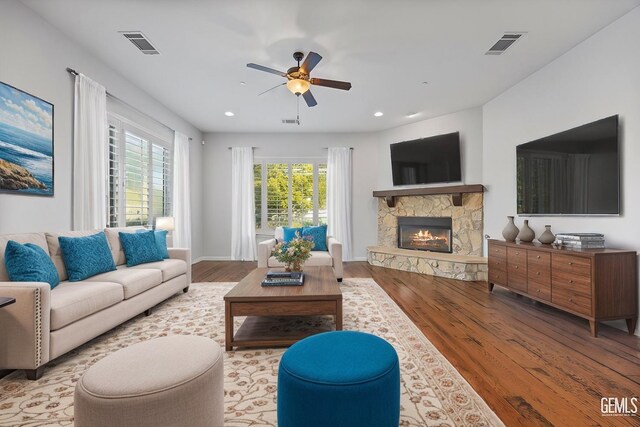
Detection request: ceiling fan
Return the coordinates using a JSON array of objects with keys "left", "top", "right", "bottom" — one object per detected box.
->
[{"left": 247, "top": 51, "right": 352, "bottom": 107}]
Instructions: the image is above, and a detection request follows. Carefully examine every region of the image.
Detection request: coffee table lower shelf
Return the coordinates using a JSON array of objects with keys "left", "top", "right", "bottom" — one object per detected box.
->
[{"left": 229, "top": 316, "right": 339, "bottom": 350}]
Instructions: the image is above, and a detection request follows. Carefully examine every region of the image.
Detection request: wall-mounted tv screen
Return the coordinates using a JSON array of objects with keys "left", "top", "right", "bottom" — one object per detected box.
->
[
  {"left": 517, "top": 115, "right": 619, "bottom": 215},
  {"left": 390, "top": 132, "right": 461, "bottom": 186}
]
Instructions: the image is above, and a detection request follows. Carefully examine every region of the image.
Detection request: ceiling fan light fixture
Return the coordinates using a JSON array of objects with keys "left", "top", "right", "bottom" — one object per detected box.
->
[{"left": 287, "top": 78, "right": 310, "bottom": 95}]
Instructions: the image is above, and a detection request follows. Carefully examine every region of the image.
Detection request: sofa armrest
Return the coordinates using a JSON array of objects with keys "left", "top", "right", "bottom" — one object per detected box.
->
[
  {"left": 328, "top": 237, "right": 343, "bottom": 280},
  {"left": 0, "top": 282, "right": 51, "bottom": 370},
  {"left": 258, "top": 239, "right": 276, "bottom": 268},
  {"left": 168, "top": 248, "right": 191, "bottom": 285}
]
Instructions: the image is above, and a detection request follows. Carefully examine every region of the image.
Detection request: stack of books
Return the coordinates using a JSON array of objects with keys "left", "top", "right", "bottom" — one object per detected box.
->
[
  {"left": 555, "top": 233, "right": 605, "bottom": 249},
  {"left": 261, "top": 271, "right": 305, "bottom": 287}
]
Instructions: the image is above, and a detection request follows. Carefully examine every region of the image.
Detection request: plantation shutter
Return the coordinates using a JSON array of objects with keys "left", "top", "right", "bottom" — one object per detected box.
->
[{"left": 108, "top": 123, "right": 121, "bottom": 227}]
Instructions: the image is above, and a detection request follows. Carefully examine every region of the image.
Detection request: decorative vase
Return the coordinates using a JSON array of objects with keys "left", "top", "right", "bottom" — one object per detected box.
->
[
  {"left": 517, "top": 220, "right": 535, "bottom": 242},
  {"left": 538, "top": 225, "right": 555, "bottom": 244},
  {"left": 502, "top": 216, "right": 519, "bottom": 242},
  {"left": 286, "top": 260, "right": 303, "bottom": 272}
]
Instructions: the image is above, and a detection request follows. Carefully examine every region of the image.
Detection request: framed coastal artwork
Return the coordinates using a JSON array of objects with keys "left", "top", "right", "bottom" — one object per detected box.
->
[{"left": 0, "top": 81, "right": 54, "bottom": 196}]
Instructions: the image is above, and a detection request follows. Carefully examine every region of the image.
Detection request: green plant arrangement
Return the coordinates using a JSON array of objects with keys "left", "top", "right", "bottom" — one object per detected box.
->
[{"left": 272, "top": 233, "right": 314, "bottom": 272}]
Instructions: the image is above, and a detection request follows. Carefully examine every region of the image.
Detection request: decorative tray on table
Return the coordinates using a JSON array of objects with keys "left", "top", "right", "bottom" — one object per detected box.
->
[{"left": 261, "top": 271, "right": 305, "bottom": 287}]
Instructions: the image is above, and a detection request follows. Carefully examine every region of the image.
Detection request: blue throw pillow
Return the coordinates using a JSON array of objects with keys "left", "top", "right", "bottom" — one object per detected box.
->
[
  {"left": 120, "top": 231, "right": 164, "bottom": 267},
  {"left": 4, "top": 241, "right": 60, "bottom": 288},
  {"left": 137, "top": 229, "right": 169, "bottom": 259},
  {"left": 282, "top": 227, "right": 303, "bottom": 244},
  {"left": 302, "top": 225, "right": 328, "bottom": 251},
  {"left": 58, "top": 232, "right": 116, "bottom": 281}
]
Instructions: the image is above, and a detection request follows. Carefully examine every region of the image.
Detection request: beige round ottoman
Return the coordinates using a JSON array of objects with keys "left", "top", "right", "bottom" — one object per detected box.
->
[{"left": 74, "top": 335, "right": 224, "bottom": 427}]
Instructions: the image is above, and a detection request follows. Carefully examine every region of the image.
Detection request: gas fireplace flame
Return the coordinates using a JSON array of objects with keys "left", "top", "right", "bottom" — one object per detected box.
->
[{"left": 411, "top": 229, "right": 449, "bottom": 245}]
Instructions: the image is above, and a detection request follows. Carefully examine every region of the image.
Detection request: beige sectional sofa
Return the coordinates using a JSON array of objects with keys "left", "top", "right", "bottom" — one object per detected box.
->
[
  {"left": 257, "top": 226, "right": 343, "bottom": 281},
  {"left": 0, "top": 227, "right": 191, "bottom": 380}
]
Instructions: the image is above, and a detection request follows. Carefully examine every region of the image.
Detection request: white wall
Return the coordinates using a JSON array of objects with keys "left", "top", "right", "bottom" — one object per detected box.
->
[
  {"left": 202, "top": 132, "right": 380, "bottom": 260},
  {"left": 483, "top": 8, "right": 640, "bottom": 334},
  {"left": 377, "top": 107, "right": 484, "bottom": 189},
  {"left": 0, "top": 2, "right": 204, "bottom": 259}
]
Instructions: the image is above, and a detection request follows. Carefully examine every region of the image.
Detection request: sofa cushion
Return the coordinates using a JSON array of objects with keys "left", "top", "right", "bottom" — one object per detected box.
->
[
  {"left": 302, "top": 225, "right": 328, "bottom": 251},
  {"left": 46, "top": 230, "right": 102, "bottom": 281},
  {"left": 4, "top": 241, "right": 60, "bottom": 288},
  {"left": 282, "top": 227, "right": 303, "bottom": 243},
  {"left": 128, "top": 259, "right": 187, "bottom": 282},
  {"left": 58, "top": 232, "right": 116, "bottom": 281},
  {"left": 86, "top": 268, "right": 163, "bottom": 299},
  {"left": 268, "top": 251, "right": 333, "bottom": 268},
  {"left": 119, "top": 231, "right": 164, "bottom": 266},
  {"left": 104, "top": 226, "right": 147, "bottom": 266},
  {"left": 50, "top": 281, "right": 124, "bottom": 331},
  {"left": 0, "top": 232, "right": 49, "bottom": 281},
  {"left": 137, "top": 229, "right": 169, "bottom": 259}
]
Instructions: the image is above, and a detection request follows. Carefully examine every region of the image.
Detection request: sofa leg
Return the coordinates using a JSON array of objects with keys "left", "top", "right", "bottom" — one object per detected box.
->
[
  {"left": 337, "top": 278, "right": 342, "bottom": 283},
  {"left": 144, "top": 308, "right": 152, "bottom": 316},
  {"left": 183, "top": 286, "right": 189, "bottom": 293},
  {"left": 25, "top": 366, "right": 44, "bottom": 380}
]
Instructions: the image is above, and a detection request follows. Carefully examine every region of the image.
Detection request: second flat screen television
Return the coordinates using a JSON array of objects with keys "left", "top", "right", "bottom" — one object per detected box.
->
[{"left": 391, "top": 132, "right": 461, "bottom": 186}]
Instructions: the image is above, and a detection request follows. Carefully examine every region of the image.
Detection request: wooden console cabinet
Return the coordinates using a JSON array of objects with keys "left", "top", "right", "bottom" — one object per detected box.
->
[{"left": 488, "top": 239, "right": 637, "bottom": 337}]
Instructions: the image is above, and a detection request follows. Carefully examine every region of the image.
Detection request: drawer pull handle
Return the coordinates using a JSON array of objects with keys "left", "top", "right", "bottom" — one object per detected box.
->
[
  {"left": 568, "top": 262, "right": 573, "bottom": 266},
  {"left": 516, "top": 252, "right": 520, "bottom": 255},
  {"left": 536, "top": 255, "right": 541, "bottom": 259},
  {"left": 569, "top": 280, "right": 574, "bottom": 283},
  {"left": 515, "top": 266, "right": 518, "bottom": 269},
  {"left": 536, "top": 271, "right": 540, "bottom": 276},
  {"left": 569, "top": 298, "right": 574, "bottom": 302},
  {"left": 537, "top": 289, "right": 541, "bottom": 293}
]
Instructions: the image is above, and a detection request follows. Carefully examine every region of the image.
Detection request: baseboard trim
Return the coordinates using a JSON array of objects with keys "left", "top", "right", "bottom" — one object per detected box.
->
[
  {"left": 192, "top": 256, "right": 232, "bottom": 264},
  {"left": 351, "top": 256, "right": 368, "bottom": 262}
]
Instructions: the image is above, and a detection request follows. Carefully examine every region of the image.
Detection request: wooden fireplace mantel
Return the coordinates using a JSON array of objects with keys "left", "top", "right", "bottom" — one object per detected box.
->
[{"left": 372, "top": 184, "right": 485, "bottom": 207}]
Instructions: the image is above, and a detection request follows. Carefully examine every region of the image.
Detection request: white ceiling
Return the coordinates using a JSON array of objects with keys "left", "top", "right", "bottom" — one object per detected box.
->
[{"left": 22, "top": 0, "right": 640, "bottom": 133}]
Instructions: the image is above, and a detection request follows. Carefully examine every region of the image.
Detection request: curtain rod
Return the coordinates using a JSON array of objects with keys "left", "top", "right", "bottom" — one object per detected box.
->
[
  {"left": 228, "top": 146, "right": 258, "bottom": 149},
  {"left": 323, "top": 147, "right": 353, "bottom": 150},
  {"left": 67, "top": 67, "right": 192, "bottom": 141}
]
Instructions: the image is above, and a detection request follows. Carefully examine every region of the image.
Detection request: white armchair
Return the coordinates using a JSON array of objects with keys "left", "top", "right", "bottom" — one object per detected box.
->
[{"left": 257, "top": 227, "right": 343, "bottom": 282}]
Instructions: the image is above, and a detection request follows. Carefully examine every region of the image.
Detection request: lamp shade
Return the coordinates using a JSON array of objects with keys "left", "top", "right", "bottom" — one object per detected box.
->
[
  {"left": 286, "top": 78, "right": 310, "bottom": 95},
  {"left": 155, "top": 216, "right": 175, "bottom": 231}
]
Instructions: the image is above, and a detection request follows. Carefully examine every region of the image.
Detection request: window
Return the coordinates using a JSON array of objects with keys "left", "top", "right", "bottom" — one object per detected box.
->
[
  {"left": 254, "top": 160, "right": 327, "bottom": 233},
  {"left": 108, "top": 116, "right": 172, "bottom": 227}
]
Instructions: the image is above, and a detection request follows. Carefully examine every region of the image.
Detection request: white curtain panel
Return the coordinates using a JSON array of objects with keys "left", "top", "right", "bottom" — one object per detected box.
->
[
  {"left": 172, "top": 132, "right": 192, "bottom": 249},
  {"left": 327, "top": 147, "right": 353, "bottom": 260},
  {"left": 231, "top": 147, "right": 257, "bottom": 260},
  {"left": 73, "top": 74, "right": 108, "bottom": 230}
]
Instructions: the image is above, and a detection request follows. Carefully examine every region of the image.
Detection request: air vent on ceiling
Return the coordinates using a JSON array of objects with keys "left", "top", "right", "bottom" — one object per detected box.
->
[
  {"left": 119, "top": 31, "right": 159, "bottom": 55},
  {"left": 485, "top": 32, "right": 526, "bottom": 55},
  {"left": 281, "top": 119, "right": 299, "bottom": 125}
]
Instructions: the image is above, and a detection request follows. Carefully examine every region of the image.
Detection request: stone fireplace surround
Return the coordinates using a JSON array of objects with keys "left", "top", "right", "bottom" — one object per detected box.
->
[{"left": 367, "top": 192, "right": 488, "bottom": 281}]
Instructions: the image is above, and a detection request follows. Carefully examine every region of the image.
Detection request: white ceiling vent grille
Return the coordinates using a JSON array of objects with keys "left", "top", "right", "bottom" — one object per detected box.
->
[
  {"left": 120, "top": 31, "right": 159, "bottom": 55},
  {"left": 485, "top": 32, "right": 526, "bottom": 55},
  {"left": 281, "top": 119, "right": 299, "bottom": 125}
]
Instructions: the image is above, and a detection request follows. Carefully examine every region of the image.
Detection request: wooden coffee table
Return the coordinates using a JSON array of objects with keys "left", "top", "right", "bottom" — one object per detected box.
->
[{"left": 224, "top": 266, "right": 342, "bottom": 351}]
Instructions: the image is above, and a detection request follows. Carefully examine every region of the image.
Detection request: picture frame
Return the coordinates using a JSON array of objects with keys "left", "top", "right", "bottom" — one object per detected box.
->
[{"left": 0, "top": 81, "right": 54, "bottom": 196}]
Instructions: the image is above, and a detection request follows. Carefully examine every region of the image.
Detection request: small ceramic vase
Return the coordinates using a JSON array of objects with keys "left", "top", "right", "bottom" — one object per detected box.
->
[
  {"left": 538, "top": 225, "right": 556, "bottom": 244},
  {"left": 517, "top": 219, "right": 535, "bottom": 242},
  {"left": 502, "top": 216, "right": 519, "bottom": 242}
]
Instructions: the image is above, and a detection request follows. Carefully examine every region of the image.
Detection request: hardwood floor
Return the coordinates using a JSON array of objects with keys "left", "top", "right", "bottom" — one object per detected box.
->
[{"left": 193, "top": 261, "right": 640, "bottom": 426}]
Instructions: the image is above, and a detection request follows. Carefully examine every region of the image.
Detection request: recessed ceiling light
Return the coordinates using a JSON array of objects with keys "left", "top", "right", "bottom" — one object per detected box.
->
[
  {"left": 240, "top": 81, "right": 246, "bottom": 86},
  {"left": 422, "top": 81, "right": 429, "bottom": 85},
  {"left": 406, "top": 112, "right": 419, "bottom": 118},
  {"left": 224, "top": 111, "right": 235, "bottom": 117},
  {"left": 374, "top": 112, "right": 384, "bottom": 117}
]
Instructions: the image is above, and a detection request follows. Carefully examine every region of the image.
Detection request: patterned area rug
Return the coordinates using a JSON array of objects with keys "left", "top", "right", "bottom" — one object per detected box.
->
[{"left": 0, "top": 279, "right": 503, "bottom": 426}]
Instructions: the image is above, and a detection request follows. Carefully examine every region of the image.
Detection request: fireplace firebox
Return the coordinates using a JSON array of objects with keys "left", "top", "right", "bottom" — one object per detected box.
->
[{"left": 397, "top": 217, "right": 453, "bottom": 253}]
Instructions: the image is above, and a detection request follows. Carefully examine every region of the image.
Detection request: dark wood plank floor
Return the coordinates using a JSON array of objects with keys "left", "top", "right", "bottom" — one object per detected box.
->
[{"left": 193, "top": 261, "right": 640, "bottom": 427}]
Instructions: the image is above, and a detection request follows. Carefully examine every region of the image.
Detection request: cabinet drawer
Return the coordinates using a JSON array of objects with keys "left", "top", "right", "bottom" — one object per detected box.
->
[
  {"left": 528, "top": 250, "right": 550, "bottom": 284},
  {"left": 488, "top": 267, "right": 507, "bottom": 285},
  {"left": 552, "top": 269, "right": 592, "bottom": 296},
  {"left": 552, "top": 254, "right": 591, "bottom": 277},
  {"left": 552, "top": 284, "right": 592, "bottom": 316},
  {"left": 507, "top": 269, "right": 527, "bottom": 292},
  {"left": 489, "top": 257, "right": 507, "bottom": 271},
  {"left": 507, "top": 247, "right": 527, "bottom": 268},
  {"left": 528, "top": 279, "right": 551, "bottom": 302},
  {"left": 489, "top": 243, "right": 507, "bottom": 260}
]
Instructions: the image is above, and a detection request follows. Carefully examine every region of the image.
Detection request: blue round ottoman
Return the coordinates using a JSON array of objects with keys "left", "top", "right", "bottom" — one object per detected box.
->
[{"left": 277, "top": 331, "right": 400, "bottom": 427}]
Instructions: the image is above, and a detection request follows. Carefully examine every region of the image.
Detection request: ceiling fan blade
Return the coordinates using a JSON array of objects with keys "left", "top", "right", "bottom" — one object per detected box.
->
[
  {"left": 247, "top": 63, "right": 287, "bottom": 77},
  {"left": 300, "top": 52, "right": 322, "bottom": 75},
  {"left": 310, "top": 78, "right": 352, "bottom": 91},
  {"left": 302, "top": 90, "right": 317, "bottom": 107},
  {"left": 258, "top": 82, "right": 286, "bottom": 96}
]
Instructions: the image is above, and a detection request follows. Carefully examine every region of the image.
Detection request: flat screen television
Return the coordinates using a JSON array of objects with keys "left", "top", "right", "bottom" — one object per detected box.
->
[
  {"left": 390, "top": 132, "right": 461, "bottom": 186},
  {"left": 517, "top": 115, "right": 619, "bottom": 215}
]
